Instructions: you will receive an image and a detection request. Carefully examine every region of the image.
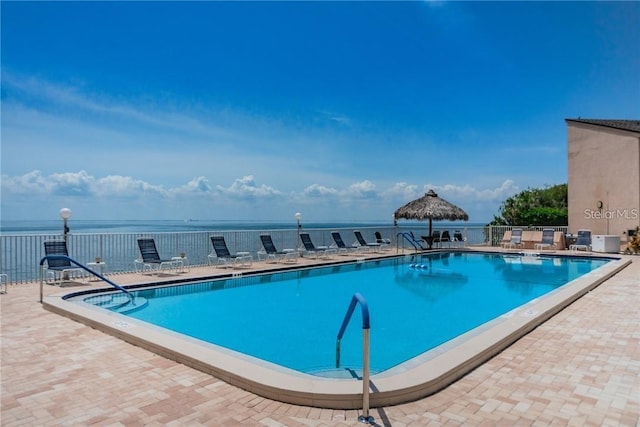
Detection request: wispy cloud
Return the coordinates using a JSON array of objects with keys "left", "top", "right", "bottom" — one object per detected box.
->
[
  {"left": 2, "top": 72, "right": 268, "bottom": 150},
  {"left": 216, "top": 175, "right": 284, "bottom": 200},
  {"left": 422, "top": 180, "right": 519, "bottom": 203},
  {"left": 317, "top": 110, "right": 353, "bottom": 127},
  {"left": 301, "top": 180, "right": 377, "bottom": 201},
  {"left": 382, "top": 182, "right": 421, "bottom": 201},
  {"left": 302, "top": 184, "right": 340, "bottom": 198}
]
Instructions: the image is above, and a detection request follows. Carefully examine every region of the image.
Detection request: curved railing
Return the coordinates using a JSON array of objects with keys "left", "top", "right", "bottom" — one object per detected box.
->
[
  {"left": 39, "top": 255, "right": 134, "bottom": 304},
  {"left": 397, "top": 232, "right": 427, "bottom": 252},
  {"left": 335, "top": 292, "right": 374, "bottom": 424}
]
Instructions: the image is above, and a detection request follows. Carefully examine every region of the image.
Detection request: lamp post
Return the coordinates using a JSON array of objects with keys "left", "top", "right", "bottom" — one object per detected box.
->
[
  {"left": 295, "top": 212, "right": 302, "bottom": 252},
  {"left": 59, "top": 208, "right": 72, "bottom": 242},
  {"left": 393, "top": 214, "right": 398, "bottom": 252}
]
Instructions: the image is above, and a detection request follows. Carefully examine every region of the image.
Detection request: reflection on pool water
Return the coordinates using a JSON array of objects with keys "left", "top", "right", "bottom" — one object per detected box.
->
[{"left": 83, "top": 252, "right": 610, "bottom": 376}]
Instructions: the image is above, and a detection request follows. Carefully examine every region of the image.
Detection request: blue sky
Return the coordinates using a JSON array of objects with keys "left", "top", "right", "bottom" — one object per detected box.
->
[{"left": 2, "top": 1, "right": 638, "bottom": 223}]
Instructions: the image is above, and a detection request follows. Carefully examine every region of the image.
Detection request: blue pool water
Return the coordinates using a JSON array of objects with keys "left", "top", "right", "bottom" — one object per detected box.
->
[{"left": 88, "top": 252, "right": 609, "bottom": 376}]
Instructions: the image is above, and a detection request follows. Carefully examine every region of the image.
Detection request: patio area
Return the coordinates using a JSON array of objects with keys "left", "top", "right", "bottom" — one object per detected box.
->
[{"left": 1, "top": 250, "right": 638, "bottom": 426}]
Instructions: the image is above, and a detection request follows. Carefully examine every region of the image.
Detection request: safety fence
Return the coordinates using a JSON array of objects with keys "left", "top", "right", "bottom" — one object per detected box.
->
[{"left": 0, "top": 225, "right": 567, "bottom": 284}]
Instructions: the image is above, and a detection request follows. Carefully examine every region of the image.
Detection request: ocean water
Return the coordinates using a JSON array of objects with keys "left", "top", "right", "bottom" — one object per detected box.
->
[{"left": 1, "top": 219, "right": 485, "bottom": 235}]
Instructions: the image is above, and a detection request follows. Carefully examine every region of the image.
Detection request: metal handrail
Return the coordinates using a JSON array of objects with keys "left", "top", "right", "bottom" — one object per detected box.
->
[
  {"left": 396, "top": 232, "right": 426, "bottom": 252},
  {"left": 336, "top": 292, "right": 374, "bottom": 424},
  {"left": 39, "top": 255, "right": 134, "bottom": 304}
]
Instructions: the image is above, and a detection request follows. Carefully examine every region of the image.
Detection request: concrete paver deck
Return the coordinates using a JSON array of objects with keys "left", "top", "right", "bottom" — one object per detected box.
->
[{"left": 1, "top": 251, "right": 638, "bottom": 426}]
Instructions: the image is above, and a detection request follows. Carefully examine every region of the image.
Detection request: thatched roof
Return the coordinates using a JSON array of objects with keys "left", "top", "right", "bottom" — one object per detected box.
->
[{"left": 393, "top": 189, "right": 469, "bottom": 221}]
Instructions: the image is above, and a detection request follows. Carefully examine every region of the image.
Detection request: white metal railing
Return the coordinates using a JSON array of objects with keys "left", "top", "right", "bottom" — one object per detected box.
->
[
  {"left": 2, "top": 227, "right": 394, "bottom": 283},
  {"left": 486, "top": 225, "right": 569, "bottom": 247},
  {"left": 336, "top": 292, "right": 373, "bottom": 424},
  {"left": 0, "top": 225, "right": 567, "bottom": 284}
]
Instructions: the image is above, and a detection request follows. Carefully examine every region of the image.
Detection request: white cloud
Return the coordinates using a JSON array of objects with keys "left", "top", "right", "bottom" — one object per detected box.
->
[
  {"left": 96, "top": 175, "right": 168, "bottom": 197},
  {"left": 346, "top": 180, "right": 377, "bottom": 199},
  {"left": 422, "top": 180, "right": 519, "bottom": 202},
  {"left": 49, "top": 171, "right": 94, "bottom": 196},
  {"left": 1, "top": 170, "right": 97, "bottom": 196},
  {"left": 1, "top": 170, "right": 52, "bottom": 194},
  {"left": 1, "top": 170, "right": 169, "bottom": 198},
  {"left": 216, "top": 175, "right": 283, "bottom": 200},
  {"left": 176, "top": 176, "right": 213, "bottom": 194},
  {"left": 1, "top": 169, "right": 521, "bottom": 221},
  {"left": 303, "top": 184, "right": 340, "bottom": 198},
  {"left": 382, "top": 182, "right": 421, "bottom": 200},
  {"left": 301, "top": 180, "right": 377, "bottom": 200}
]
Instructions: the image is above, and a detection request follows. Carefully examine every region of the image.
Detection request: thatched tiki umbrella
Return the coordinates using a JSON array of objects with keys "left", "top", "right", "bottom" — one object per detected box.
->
[{"left": 393, "top": 189, "right": 469, "bottom": 248}]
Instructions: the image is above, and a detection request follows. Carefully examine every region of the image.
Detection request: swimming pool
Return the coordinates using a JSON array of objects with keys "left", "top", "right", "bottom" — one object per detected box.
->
[{"left": 45, "top": 250, "right": 629, "bottom": 409}]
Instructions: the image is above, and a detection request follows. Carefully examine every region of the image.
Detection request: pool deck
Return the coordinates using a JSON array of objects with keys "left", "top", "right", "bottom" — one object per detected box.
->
[{"left": 2, "top": 248, "right": 639, "bottom": 426}]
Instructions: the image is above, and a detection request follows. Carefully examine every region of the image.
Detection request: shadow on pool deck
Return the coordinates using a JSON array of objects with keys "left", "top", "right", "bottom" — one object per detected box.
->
[{"left": 2, "top": 248, "right": 639, "bottom": 425}]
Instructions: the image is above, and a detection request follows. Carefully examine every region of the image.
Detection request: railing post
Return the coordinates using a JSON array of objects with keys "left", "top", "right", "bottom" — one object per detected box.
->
[
  {"left": 360, "top": 327, "right": 372, "bottom": 424},
  {"left": 39, "top": 265, "right": 44, "bottom": 303}
]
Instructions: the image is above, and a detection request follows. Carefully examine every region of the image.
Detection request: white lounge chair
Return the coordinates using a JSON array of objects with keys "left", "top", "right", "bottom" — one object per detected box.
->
[
  {"left": 43, "top": 240, "right": 85, "bottom": 284},
  {"left": 136, "top": 238, "right": 181, "bottom": 274},
  {"left": 569, "top": 229, "right": 592, "bottom": 252},
  {"left": 502, "top": 228, "right": 524, "bottom": 249},
  {"left": 535, "top": 229, "right": 557, "bottom": 251},
  {"left": 299, "top": 233, "right": 336, "bottom": 259},
  {"left": 208, "top": 236, "right": 252, "bottom": 268},
  {"left": 258, "top": 234, "right": 298, "bottom": 263},
  {"left": 330, "top": 231, "right": 361, "bottom": 255}
]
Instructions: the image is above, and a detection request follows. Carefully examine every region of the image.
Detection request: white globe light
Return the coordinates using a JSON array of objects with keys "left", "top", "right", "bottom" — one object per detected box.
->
[{"left": 59, "top": 208, "right": 72, "bottom": 220}]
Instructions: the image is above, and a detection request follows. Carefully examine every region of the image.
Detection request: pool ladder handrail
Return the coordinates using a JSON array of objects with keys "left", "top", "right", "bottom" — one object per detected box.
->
[
  {"left": 336, "top": 292, "right": 374, "bottom": 424},
  {"left": 397, "top": 232, "right": 426, "bottom": 252},
  {"left": 39, "top": 255, "right": 134, "bottom": 305}
]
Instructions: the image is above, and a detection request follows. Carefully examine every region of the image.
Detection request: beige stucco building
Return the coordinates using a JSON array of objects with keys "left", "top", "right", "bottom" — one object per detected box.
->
[{"left": 567, "top": 119, "right": 640, "bottom": 241}]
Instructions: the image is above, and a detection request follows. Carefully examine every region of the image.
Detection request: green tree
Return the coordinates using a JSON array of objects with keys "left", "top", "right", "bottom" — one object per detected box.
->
[{"left": 487, "top": 184, "right": 568, "bottom": 226}]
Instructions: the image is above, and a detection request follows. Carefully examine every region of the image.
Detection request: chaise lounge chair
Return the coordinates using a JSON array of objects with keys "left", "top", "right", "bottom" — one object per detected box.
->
[
  {"left": 208, "top": 236, "right": 253, "bottom": 268},
  {"left": 438, "top": 231, "right": 452, "bottom": 248},
  {"left": 502, "top": 228, "right": 524, "bottom": 249},
  {"left": 258, "top": 234, "right": 298, "bottom": 263},
  {"left": 569, "top": 229, "right": 592, "bottom": 252},
  {"left": 43, "top": 240, "right": 84, "bottom": 284},
  {"left": 136, "top": 238, "right": 180, "bottom": 274},
  {"left": 452, "top": 230, "right": 466, "bottom": 248},
  {"left": 330, "top": 231, "right": 360, "bottom": 255},
  {"left": 420, "top": 230, "right": 446, "bottom": 249},
  {"left": 426, "top": 230, "right": 442, "bottom": 248},
  {"left": 354, "top": 230, "right": 381, "bottom": 252},
  {"left": 535, "top": 228, "right": 557, "bottom": 251},
  {"left": 374, "top": 231, "right": 392, "bottom": 250},
  {"left": 299, "top": 233, "right": 336, "bottom": 259}
]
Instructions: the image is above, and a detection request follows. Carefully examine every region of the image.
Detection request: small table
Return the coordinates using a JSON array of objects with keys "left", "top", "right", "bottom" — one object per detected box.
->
[
  {"left": 281, "top": 249, "right": 299, "bottom": 263},
  {"left": 235, "top": 252, "right": 253, "bottom": 267},
  {"left": 171, "top": 256, "right": 189, "bottom": 273},
  {"left": 86, "top": 262, "right": 107, "bottom": 281},
  {"left": 0, "top": 273, "right": 8, "bottom": 294}
]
